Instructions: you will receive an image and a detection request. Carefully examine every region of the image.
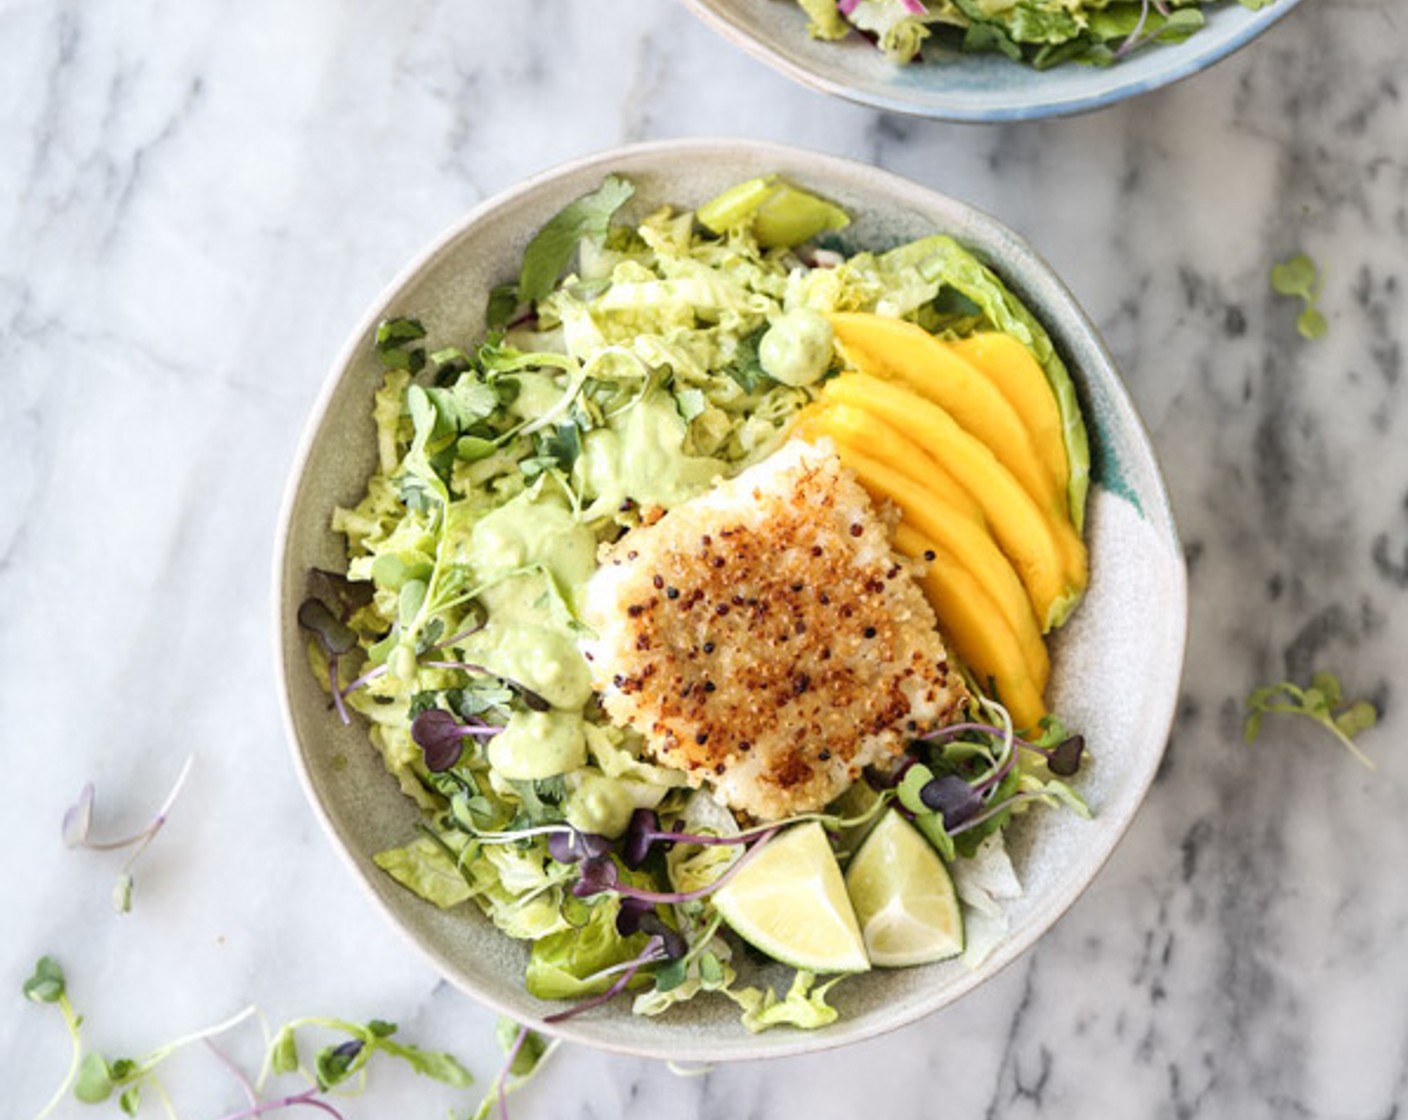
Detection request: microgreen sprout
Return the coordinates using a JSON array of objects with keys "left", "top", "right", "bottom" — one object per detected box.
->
[
  {"left": 892, "top": 700, "right": 1091, "bottom": 859},
  {"left": 1270, "top": 252, "right": 1328, "bottom": 340},
  {"left": 418, "top": 661, "right": 551, "bottom": 712},
  {"left": 543, "top": 936, "right": 672, "bottom": 1026},
  {"left": 21, "top": 960, "right": 479, "bottom": 1120},
  {"left": 410, "top": 709, "right": 503, "bottom": 772},
  {"left": 1114, "top": 0, "right": 1200, "bottom": 59},
  {"left": 920, "top": 720, "right": 1086, "bottom": 778},
  {"left": 1245, "top": 670, "right": 1379, "bottom": 769},
  {"left": 63, "top": 754, "right": 195, "bottom": 914},
  {"left": 470, "top": 1018, "right": 555, "bottom": 1120},
  {"left": 613, "top": 897, "right": 688, "bottom": 960},
  {"left": 23, "top": 958, "right": 83, "bottom": 1120},
  {"left": 619, "top": 797, "right": 891, "bottom": 871},
  {"left": 917, "top": 772, "right": 986, "bottom": 830},
  {"left": 571, "top": 827, "right": 779, "bottom": 906},
  {"left": 297, "top": 597, "right": 358, "bottom": 725},
  {"left": 621, "top": 808, "right": 778, "bottom": 869},
  {"left": 545, "top": 827, "right": 614, "bottom": 864}
]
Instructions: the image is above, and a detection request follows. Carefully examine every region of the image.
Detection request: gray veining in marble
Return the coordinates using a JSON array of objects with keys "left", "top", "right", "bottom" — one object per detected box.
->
[{"left": 2, "top": 1, "right": 1406, "bottom": 1117}]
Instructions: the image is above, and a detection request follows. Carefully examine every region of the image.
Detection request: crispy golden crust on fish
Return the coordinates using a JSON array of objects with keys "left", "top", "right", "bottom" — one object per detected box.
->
[{"left": 582, "top": 440, "right": 967, "bottom": 820}]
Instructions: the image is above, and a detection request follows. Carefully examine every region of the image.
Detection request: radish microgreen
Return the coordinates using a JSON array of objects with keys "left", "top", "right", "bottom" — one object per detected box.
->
[
  {"left": 62, "top": 755, "right": 195, "bottom": 914},
  {"left": 1245, "top": 670, "right": 1378, "bottom": 769},
  {"left": 469, "top": 1018, "right": 555, "bottom": 1120},
  {"left": 23, "top": 958, "right": 83, "bottom": 1120},
  {"left": 21, "top": 958, "right": 479, "bottom": 1119},
  {"left": 893, "top": 701, "right": 1090, "bottom": 861}
]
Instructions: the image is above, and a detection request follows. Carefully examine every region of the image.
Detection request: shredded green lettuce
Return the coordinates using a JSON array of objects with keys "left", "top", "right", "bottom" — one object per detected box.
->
[
  {"left": 525, "top": 884, "right": 654, "bottom": 1000},
  {"left": 373, "top": 836, "right": 474, "bottom": 909},
  {"left": 727, "top": 970, "right": 847, "bottom": 1033}
]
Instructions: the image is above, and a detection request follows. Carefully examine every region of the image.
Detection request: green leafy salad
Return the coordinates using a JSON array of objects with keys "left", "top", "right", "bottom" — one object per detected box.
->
[
  {"left": 794, "top": 0, "right": 1278, "bottom": 69},
  {"left": 297, "top": 173, "right": 1092, "bottom": 1033}
]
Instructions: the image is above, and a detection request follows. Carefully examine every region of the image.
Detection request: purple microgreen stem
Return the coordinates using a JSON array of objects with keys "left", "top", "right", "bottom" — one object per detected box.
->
[
  {"left": 948, "top": 790, "right": 1067, "bottom": 838},
  {"left": 574, "top": 828, "right": 779, "bottom": 905},
  {"left": 543, "top": 936, "right": 667, "bottom": 1025},
  {"left": 336, "top": 662, "right": 386, "bottom": 702},
  {"left": 206, "top": 1038, "right": 259, "bottom": 1109},
  {"left": 64, "top": 755, "right": 195, "bottom": 853},
  {"left": 210, "top": 1086, "right": 346, "bottom": 1120},
  {"left": 584, "top": 946, "right": 672, "bottom": 988},
  {"left": 622, "top": 799, "right": 887, "bottom": 870},
  {"left": 497, "top": 1024, "right": 528, "bottom": 1120},
  {"left": 1115, "top": 0, "right": 1151, "bottom": 57},
  {"left": 921, "top": 719, "right": 1083, "bottom": 778},
  {"left": 328, "top": 656, "right": 350, "bottom": 726}
]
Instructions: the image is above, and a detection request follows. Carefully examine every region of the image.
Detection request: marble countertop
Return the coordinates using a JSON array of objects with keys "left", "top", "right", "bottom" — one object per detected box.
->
[{"left": 4, "top": 1, "right": 1406, "bottom": 1117}]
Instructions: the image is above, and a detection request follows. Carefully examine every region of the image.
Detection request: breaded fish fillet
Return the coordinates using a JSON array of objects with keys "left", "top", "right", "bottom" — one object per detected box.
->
[{"left": 581, "top": 439, "right": 967, "bottom": 821}]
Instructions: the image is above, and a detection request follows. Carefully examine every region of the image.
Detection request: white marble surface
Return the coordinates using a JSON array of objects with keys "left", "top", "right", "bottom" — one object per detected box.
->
[{"left": 3, "top": 1, "right": 1407, "bottom": 1117}]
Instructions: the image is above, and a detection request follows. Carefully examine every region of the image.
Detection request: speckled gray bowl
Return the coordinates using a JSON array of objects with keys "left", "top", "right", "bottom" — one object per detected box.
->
[
  {"left": 274, "top": 139, "right": 1187, "bottom": 1061},
  {"left": 681, "top": 0, "right": 1303, "bottom": 121}
]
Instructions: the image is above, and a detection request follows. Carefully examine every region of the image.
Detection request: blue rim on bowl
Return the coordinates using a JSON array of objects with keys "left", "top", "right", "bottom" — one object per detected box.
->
[
  {"left": 273, "top": 139, "right": 1188, "bottom": 1060},
  {"left": 679, "top": 0, "right": 1304, "bottom": 121}
]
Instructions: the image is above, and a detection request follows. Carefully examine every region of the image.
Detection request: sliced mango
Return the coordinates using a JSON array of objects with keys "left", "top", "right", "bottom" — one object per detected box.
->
[
  {"left": 798, "top": 402, "right": 984, "bottom": 525},
  {"left": 798, "top": 409, "right": 1050, "bottom": 697},
  {"left": 829, "top": 313, "right": 1062, "bottom": 516},
  {"left": 950, "top": 332, "right": 1069, "bottom": 505},
  {"left": 893, "top": 523, "right": 1046, "bottom": 730},
  {"left": 824, "top": 373, "right": 1085, "bottom": 632},
  {"left": 837, "top": 448, "right": 1046, "bottom": 668}
]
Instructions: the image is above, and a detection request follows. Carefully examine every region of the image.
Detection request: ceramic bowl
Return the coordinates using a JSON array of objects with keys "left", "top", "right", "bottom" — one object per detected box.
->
[
  {"left": 681, "top": 0, "right": 1303, "bottom": 121},
  {"left": 274, "top": 138, "right": 1187, "bottom": 1061}
]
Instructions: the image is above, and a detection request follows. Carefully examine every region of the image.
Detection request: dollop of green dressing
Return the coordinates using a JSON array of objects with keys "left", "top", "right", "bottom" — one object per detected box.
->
[
  {"left": 574, "top": 389, "right": 725, "bottom": 515},
  {"left": 453, "top": 490, "right": 596, "bottom": 710},
  {"left": 488, "top": 709, "right": 588, "bottom": 780},
  {"left": 759, "top": 307, "right": 833, "bottom": 387}
]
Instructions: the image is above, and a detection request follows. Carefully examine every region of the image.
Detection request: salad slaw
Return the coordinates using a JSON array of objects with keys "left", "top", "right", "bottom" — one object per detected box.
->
[{"left": 296, "top": 173, "right": 1095, "bottom": 1032}]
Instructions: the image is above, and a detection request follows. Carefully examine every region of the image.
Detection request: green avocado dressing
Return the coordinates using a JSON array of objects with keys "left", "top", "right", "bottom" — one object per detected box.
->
[
  {"left": 488, "top": 708, "right": 588, "bottom": 780},
  {"left": 574, "top": 388, "right": 725, "bottom": 516},
  {"left": 453, "top": 490, "right": 597, "bottom": 711}
]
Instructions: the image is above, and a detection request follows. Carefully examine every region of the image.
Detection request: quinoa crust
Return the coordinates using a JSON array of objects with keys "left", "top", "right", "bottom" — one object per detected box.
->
[{"left": 582, "top": 440, "right": 968, "bottom": 821}]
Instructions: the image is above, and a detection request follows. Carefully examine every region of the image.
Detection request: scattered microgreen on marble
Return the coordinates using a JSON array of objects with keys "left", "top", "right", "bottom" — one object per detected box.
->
[
  {"left": 1270, "top": 252, "right": 1328, "bottom": 340},
  {"left": 1245, "top": 670, "right": 1379, "bottom": 769},
  {"left": 21, "top": 957, "right": 484, "bottom": 1120},
  {"left": 23, "top": 957, "right": 83, "bottom": 1120},
  {"left": 469, "top": 1018, "right": 555, "bottom": 1120},
  {"left": 62, "top": 755, "right": 195, "bottom": 914}
]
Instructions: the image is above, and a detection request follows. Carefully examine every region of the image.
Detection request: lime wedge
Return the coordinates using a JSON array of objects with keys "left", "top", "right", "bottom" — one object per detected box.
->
[
  {"left": 712, "top": 821, "right": 870, "bottom": 974},
  {"left": 844, "top": 810, "right": 964, "bottom": 968}
]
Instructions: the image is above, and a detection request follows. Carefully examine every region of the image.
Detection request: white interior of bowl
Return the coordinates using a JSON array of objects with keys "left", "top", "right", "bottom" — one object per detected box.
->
[
  {"left": 681, "top": 0, "right": 1303, "bottom": 120},
  {"left": 273, "top": 138, "right": 1187, "bottom": 1061}
]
